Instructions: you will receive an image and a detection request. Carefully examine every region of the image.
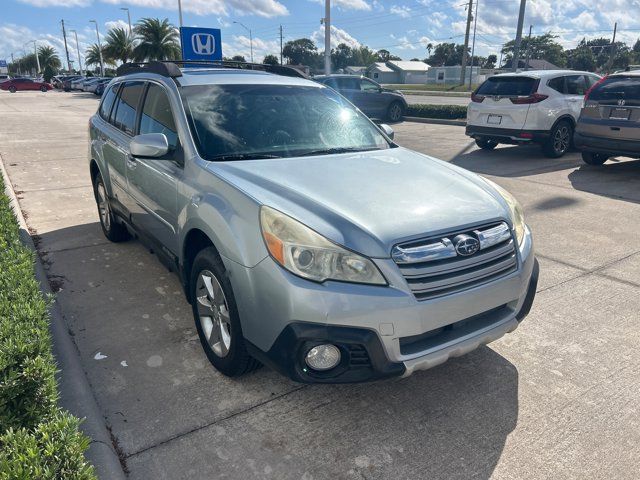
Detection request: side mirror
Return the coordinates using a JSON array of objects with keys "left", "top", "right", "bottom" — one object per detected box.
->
[
  {"left": 130, "top": 133, "right": 169, "bottom": 158},
  {"left": 379, "top": 123, "right": 395, "bottom": 140}
]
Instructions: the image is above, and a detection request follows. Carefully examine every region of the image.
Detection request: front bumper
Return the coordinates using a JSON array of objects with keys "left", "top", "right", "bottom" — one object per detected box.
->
[
  {"left": 466, "top": 125, "right": 550, "bottom": 144},
  {"left": 227, "top": 228, "right": 537, "bottom": 383}
]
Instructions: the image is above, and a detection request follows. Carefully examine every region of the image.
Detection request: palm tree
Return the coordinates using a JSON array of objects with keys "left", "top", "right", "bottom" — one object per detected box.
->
[
  {"left": 37, "top": 45, "right": 61, "bottom": 70},
  {"left": 133, "top": 18, "right": 180, "bottom": 61},
  {"left": 85, "top": 43, "right": 114, "bottom": 69},
  {"left": 104, "top": 27, "right": 135, "bottom": 64}
]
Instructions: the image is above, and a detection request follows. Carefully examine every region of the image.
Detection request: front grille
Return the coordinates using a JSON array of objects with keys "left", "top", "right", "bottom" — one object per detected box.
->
[{"left": 393, "top": 222, "right": 517, "bottom": 301}]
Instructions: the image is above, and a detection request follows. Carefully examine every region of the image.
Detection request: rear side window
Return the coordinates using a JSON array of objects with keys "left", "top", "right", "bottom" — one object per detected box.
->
[
  {"left": 99, "top": 84, "right": 118, "bottom": 121},
  {"left": 112, "top": 81, "right": 144, "bottom": 135},
  {"left": 548, "top": 76, "right": 565, "bottom": 93},
  {"left": 588, "top": 76, "right": 640, "bottom": 105},
  {"left": 139, "top": 84, "right": 178, "bottom": 150},
  {"left": 476, "top": 76, "right": 537, "bottom": 96},
  {"left": 336, "top": 78, "right": 360, "bottom": 90}
]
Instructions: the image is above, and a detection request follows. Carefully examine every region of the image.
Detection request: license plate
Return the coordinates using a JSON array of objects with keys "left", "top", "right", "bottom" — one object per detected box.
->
[
  {"left": 487, "top": 114, "right": 502, "bottom": 125},
  {"left": 610, "top": 108, "right": 630, "bottom": 120}
]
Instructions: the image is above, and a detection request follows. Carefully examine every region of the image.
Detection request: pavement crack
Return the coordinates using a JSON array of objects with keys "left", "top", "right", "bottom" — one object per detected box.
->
[{"left": 125, "top": 385, "right": 308, "bottom": 459}]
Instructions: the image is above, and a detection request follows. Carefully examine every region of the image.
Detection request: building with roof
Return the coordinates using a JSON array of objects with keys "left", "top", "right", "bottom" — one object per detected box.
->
[
  {"left": 366, "top": 60, "right": 430, "bottom": 84},
  {"left": 503, "top": 58, "right": 561, "bottom": 70},
  {"left": 426, "top": 65, "right": 482, "bottom": 85},
  {"left": 344, "top": 65, "right": 366, "bottom": 75}
]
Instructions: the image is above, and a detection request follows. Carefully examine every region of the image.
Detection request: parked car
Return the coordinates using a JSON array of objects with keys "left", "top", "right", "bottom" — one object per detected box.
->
[
  {"left": 83, "top": 77, "right": 106, "bottom": 93},
  {"left": 53, "top": 75, "right": 77, "bottom": 89},
  {"left": 93, "top": 78, "right": 111, "bottom": 96},
  {"left": 0, "top": 74, "right": 11, "bottom": 83},
  {"left": 574, "top": 71, "right": 640, "bottom": 165},
  {"left": 70, "top": 77, "right": 90, "bottom": 91},
  {"left": 0, "top": 77, "right": 53, "bottom": 93},
  {"left": 89, "top": 62, "right": 538, "bottom": 383},
  {"left": 466, "top": 70, "right": 601, "bottom": 158},
  {"left": 314, "top": 74, "right": 408, "bottom": 122},
  {"left": 62, "top": 76, "right": 83, "bottom": 91}
]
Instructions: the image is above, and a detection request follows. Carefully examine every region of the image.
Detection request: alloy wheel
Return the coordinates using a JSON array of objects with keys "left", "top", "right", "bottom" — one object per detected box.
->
[
  {"left": 196, "top": 270, "right": 232, "bottom": 358},
  {"left": 96, "top": 181, "right": 111, "bottom": 231},
  {"left": 389, "top": 103, "right": 402, "bottom": 122},
  {"left": 553, "top": 125, "right": 570, "bottom": 154}
]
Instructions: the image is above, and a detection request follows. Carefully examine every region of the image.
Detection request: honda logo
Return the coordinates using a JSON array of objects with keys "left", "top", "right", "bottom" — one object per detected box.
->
[{"left": 192, "top": 33, "right": 215, "bottom": 55}]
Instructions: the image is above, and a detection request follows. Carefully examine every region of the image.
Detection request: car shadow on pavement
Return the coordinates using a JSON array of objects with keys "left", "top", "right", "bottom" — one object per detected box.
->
[
  {"left": 36, "top": 221, "right": 519, "bottom": 479},
  {"left": 451, "top": 144, "right": 583, "bottom": 178},
  {"left": 567, "top": 158, "right": 640, "bottom": 204}
]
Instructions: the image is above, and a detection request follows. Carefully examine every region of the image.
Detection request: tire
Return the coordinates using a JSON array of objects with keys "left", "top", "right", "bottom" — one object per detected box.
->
[
  {"left": 9, "top": 86, "right": 16, "bottom": 93},
  {"left": 190, "top": 247, "right": 260, "bottom": 377},
  {"left": 543, "top": 120, "right": 573, "bottom": 158},
  {"left": 92, "top": 172, "right": 130, "bottom": 242},
  {"left": 581, "top": 151, "right": 609, "bottom": 165},
  {"left": 475, "top": 138, "right": 499, "bottom": 150},
  {"left": 387, "top": 101, "right": 404, "bottom": 122},
  {"left": 40, "top": 85, "right": 47, "bottom": 92}
]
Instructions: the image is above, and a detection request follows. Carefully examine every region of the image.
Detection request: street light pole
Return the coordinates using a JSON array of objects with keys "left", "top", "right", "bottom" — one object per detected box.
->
[
  {"left": 324, "top": 0, "right": 331, "bottom": 75},
  {"left": 177, "top": 0, "right": 183, "bottom": 27},
  {"left": 26, "top": 40, "right": 41, "bottom": 74},
  {"left": 233, "top": 21, "right": 253, "bottom": 62},
  {"left": 70, "top": 30, "right": 83, "bottom": 76},
  {"left": 89, "top": 20, "right": 105, "bottom": 76},
  {"left": 120, "top": 7, "right": 133, "bottom": 36}
]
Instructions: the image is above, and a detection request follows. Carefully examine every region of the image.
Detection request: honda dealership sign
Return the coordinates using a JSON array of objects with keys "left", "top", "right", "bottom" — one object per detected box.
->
[{"left": 180, "top": 27, "right": 222, "bottom": 62}]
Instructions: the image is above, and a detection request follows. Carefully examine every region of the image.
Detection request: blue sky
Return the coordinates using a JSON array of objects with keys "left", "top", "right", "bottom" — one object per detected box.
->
[{"left": 2, "top": 0, "right": 640, "bottom": 67}]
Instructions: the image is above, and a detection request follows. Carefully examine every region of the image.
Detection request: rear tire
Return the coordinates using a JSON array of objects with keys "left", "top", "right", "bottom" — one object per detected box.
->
[
  {"left": 581, "top": 152, "right": 609, "bottom": 165},
  {"left": 9, "top": 86, "right": 16, "bottom": 93},
  {"left": 387, "top": 101, "right": 404, "bottom": 122},
  {"left": 40, "top": 85, "right": 47, "bottom": 92},
  {"left": 92, "top": 172, "right": 130, "bottom": 242},
  {"left": 190, "top": 247, "right": 261, "bottom": 377},
  {"left": 543, "top": 120, "right": 572, "bottom": 158},
  {"left": 475, "top": 138, "right": 499, "bottom": 150}
]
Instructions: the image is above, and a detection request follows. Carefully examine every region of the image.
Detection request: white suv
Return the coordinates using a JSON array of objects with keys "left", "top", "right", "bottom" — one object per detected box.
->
[{"left": 466, "top": 70, "right": 601, "bottom": 157}]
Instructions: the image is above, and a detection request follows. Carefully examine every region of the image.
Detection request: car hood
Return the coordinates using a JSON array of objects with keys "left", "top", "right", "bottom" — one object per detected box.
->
[{"left": 207, "top": 147, "right": 510, "bottom": 258}]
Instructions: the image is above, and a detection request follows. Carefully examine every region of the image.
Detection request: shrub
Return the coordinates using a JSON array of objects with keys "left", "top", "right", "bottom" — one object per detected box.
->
[
  {"left": 406, "top": 104, "right": 467, "bottom": 120},
  {"left": 0, "top": 174, "right": 95, "bottom": 479}
]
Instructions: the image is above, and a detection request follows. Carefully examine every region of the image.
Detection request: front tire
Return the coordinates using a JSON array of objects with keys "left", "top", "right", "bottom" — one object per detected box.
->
[
  {"left": 40, "top": 85, "right": 47, "bottom": 92},
  {"left": 9, "top": 86, "right": 16, "bottom": 93},
  {"left": 92, "top": 173, "right": 130, "bottom": 242},
  {"left": 475, "top": 138, "right": 499, "bottom": 150},
  {"left": 387, "top": 101, "right": 404, "bottom": 122},
  {"left": 190, "top": 247, "right": 260, "bottom": 377},
  {"left": 581, "top": 152, "right": 609, "bottom": 165},
  {"left": 543, "top": 120, "right": 572, "bottom": 158}
]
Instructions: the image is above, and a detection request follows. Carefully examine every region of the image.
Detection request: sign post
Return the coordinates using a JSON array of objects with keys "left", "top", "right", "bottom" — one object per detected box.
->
[{"left": 180, "top": 27, "right": 222, "bottom": 63}]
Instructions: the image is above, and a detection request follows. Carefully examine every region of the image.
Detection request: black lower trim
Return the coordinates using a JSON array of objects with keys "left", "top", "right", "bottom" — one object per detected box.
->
[
  {"left": 574, "top": 132, "right": 640, "bottom": 158},
  {"left": 466, "top": 125, "right": 550, "bottom": 144},
  {"left": 516, "top": 258, "right": 539, "bottom": 321},
  {"left": 246, "top": 323, "right": 405, "bottom": 384}
]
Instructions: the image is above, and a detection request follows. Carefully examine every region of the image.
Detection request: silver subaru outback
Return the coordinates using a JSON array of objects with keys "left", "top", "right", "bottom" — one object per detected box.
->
[{"left": 89, "top": 61, "right": 538, "bottom": 383}]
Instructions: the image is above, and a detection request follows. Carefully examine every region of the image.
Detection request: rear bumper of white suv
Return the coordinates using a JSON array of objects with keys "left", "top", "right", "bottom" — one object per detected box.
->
[{"left": 466, "top": 125, "right": 551, "bottom": 144}]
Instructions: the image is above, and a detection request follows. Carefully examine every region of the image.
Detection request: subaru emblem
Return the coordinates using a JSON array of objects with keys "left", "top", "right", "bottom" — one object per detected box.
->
[
  {"left": 192, "top": 33, "right": 215, "bottom": 55},
  {"left": 453, "top": 234, "right": 480, "bottom": 256}
]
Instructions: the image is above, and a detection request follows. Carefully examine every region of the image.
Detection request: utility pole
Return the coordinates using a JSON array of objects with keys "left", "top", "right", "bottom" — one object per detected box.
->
[
  {"left": 61, "top": 19, "right": 72, "bottom": 72},
  {"left": 606, "top": 22, "right": 617, "bottom": 73},
  {"left": 524, "top": 25, "right": 533, "bottom": 71},
  {"left": 468, "top": 0, "right": 479, "bottom": 90},
  {"left": 90, "top": 20, "right": 105, "bottom": 76},
  {"left": 279, "top": 25, "right": 284, "bottom": 65},
  {"left": 324, "top": 0, "right": 331, "bottom": 75},
  {"left": 178, "top": 0, "right": 183, "bottom": 27},
  {"left": 459, "top": 0, "right": 473, "bottom": 85},
  {"left": 511, "top": 0, "right": 527, "bottom": 71},
  {"left": 71, "top": 30, "right": 83, "bottom": 76}
]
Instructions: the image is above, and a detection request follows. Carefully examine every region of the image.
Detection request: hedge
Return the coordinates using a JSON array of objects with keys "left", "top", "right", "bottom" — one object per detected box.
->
[
  {"left": 406, "top": 104, "right": 467, "bottom": 120},
  {"left": 0, "top": 174, "right": 95, "bottom": 479}
]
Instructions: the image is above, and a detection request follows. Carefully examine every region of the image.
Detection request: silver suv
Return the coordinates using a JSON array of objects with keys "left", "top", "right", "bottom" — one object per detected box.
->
[{"left": 89, "top": 61, "right": 538, "bottom": 383}]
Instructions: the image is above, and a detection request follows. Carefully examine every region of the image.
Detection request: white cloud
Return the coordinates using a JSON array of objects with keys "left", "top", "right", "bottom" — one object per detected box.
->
[
  {"left": 223, "top": 34, "right": 280, "bottom": 61},
  {"left": 570, "top": 11, "right": 598, "bottom": 30},
  {"left": 100, "top": 0, "right": 289, "bottom": 18},
  {"left": 104, "top": 19, "right": 131, "bottom": 31},
  {"left": 17, "top": 0, "right": 90, "bottom": 6},
  {"left": 310, "top": 0, "right": 371, "bottom": 11},
  {"left": 390, "top": 5, "right": 411, "bottom": 18},
  {"left": 312, "top": 25, "right": 360, "bottom": 49}
]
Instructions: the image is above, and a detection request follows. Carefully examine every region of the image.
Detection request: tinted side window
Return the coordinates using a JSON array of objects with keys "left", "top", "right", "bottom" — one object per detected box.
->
[
  {"left": 99, "top": 84, "right": 119, "bottom": 121},
  {"left": 323, "top": 78, "right": 339, "bottom": 89},
  {"left": 565, "top": 75, "right": 587, "bottom": 95},
  {"left": 547, "top": 76, "right": 565, "bottom": 93},
  {"left": 360, "top": 79, "right": 380, "bottom": 92},
  {"left": 336, "top": 78, "right": 360, "bottom": 90},
  {"left": 112, "top": 81, "right": 144, "bottom": 135},
  {"left": 139, "top": 84, "right": 178, "bottom": 150}
]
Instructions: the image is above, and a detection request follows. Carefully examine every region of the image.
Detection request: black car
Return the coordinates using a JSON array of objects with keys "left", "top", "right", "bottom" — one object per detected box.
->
[
  {"left": 575, "top": 70, "right": 640, "bottom": 165},
  {"left": 315, "top": 74, "right": 408, "bottom": 122}
]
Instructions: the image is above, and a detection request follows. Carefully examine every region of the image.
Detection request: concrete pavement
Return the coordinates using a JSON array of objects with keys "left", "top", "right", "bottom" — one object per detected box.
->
[{"left": 1, "top": 90, "right": 639, "bottom": 479}]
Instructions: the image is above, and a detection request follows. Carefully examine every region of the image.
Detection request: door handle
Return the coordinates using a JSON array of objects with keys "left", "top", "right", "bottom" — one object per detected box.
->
[{"left": 126, "top": 155, "right": 137, "bottom": 170}]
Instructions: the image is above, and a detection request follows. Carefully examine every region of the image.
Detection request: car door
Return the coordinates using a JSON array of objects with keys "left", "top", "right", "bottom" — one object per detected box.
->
[
  {"left": 103, "top": 81, "right": 145, "bottom": 214},
  {"left": 335, "top": 77, "right": 362, "bottom": 109},
  {"left": 125, "top": 82, "right": 181, "bottom": 254},
  {"left": 564, "top": 75, "right": 589, "bottom": 120},
  {"left": 358, "top": 78, "right": 386, "bottom": 117}
]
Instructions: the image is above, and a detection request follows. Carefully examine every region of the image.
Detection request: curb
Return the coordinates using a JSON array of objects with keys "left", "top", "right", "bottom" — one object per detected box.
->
[
  {"left": 0, "top": 157, "right": 127, "bottom": 480},
  {"left": 404, "top": 117, "right": 467, "bottom": 126}
]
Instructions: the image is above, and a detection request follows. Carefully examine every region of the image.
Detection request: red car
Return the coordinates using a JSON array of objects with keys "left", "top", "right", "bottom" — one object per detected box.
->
[{"left": 0, "top": 78, "right": 53, "bottom": 93}]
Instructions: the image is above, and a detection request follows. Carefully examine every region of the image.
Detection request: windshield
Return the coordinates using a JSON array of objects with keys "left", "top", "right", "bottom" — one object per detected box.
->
[
  {"left": 180, "top": 84, "right": 391, "bottom": 160},
  {"left": 476, "top": 76, "right": 537, "bottom": 96}
]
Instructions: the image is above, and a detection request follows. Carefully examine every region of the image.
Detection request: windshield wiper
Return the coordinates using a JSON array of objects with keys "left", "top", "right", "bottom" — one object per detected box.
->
[
  {"left": 297, "top": 147, "right": 381, "bottom": 157},
  {"left": 209, "top": 153, "right": 283, "bottom": 161}
]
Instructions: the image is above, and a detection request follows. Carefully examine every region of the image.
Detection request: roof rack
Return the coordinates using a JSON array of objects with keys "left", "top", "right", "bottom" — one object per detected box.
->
[{"left": 116, "top": 60, "right": 308, "bottom": 79}]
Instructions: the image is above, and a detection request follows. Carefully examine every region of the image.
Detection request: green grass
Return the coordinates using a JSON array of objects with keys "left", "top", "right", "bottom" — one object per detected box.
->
[
  {"left": 406, "top": 104, "right": 467, "bottom": 120},
  {"left": 0, "top": 174, "right": 95, "bottom": 479}
]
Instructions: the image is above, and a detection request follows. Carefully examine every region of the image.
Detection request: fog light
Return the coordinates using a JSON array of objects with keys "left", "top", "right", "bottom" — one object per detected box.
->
[{"left": 305, "top": 344, "right": 341, "bottom": 371}]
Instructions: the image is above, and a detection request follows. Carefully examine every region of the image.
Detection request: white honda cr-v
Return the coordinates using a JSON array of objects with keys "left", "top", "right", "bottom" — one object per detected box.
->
[{"left": 466, "top": 70, "right": 601, "bottom": 158}]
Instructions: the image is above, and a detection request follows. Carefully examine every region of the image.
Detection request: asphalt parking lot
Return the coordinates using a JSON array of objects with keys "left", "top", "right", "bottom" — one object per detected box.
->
[{"left": 1, "top": 90, "right": 639, "bottom": 480}]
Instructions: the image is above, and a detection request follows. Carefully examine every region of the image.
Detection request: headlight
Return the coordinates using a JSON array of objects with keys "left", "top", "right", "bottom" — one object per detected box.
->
[
  {"left": 483, "top": 178, "right": 526, "bottom": 246},
  {"left": 260, "top": 206, "right": 386, "bottom": 285}
]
